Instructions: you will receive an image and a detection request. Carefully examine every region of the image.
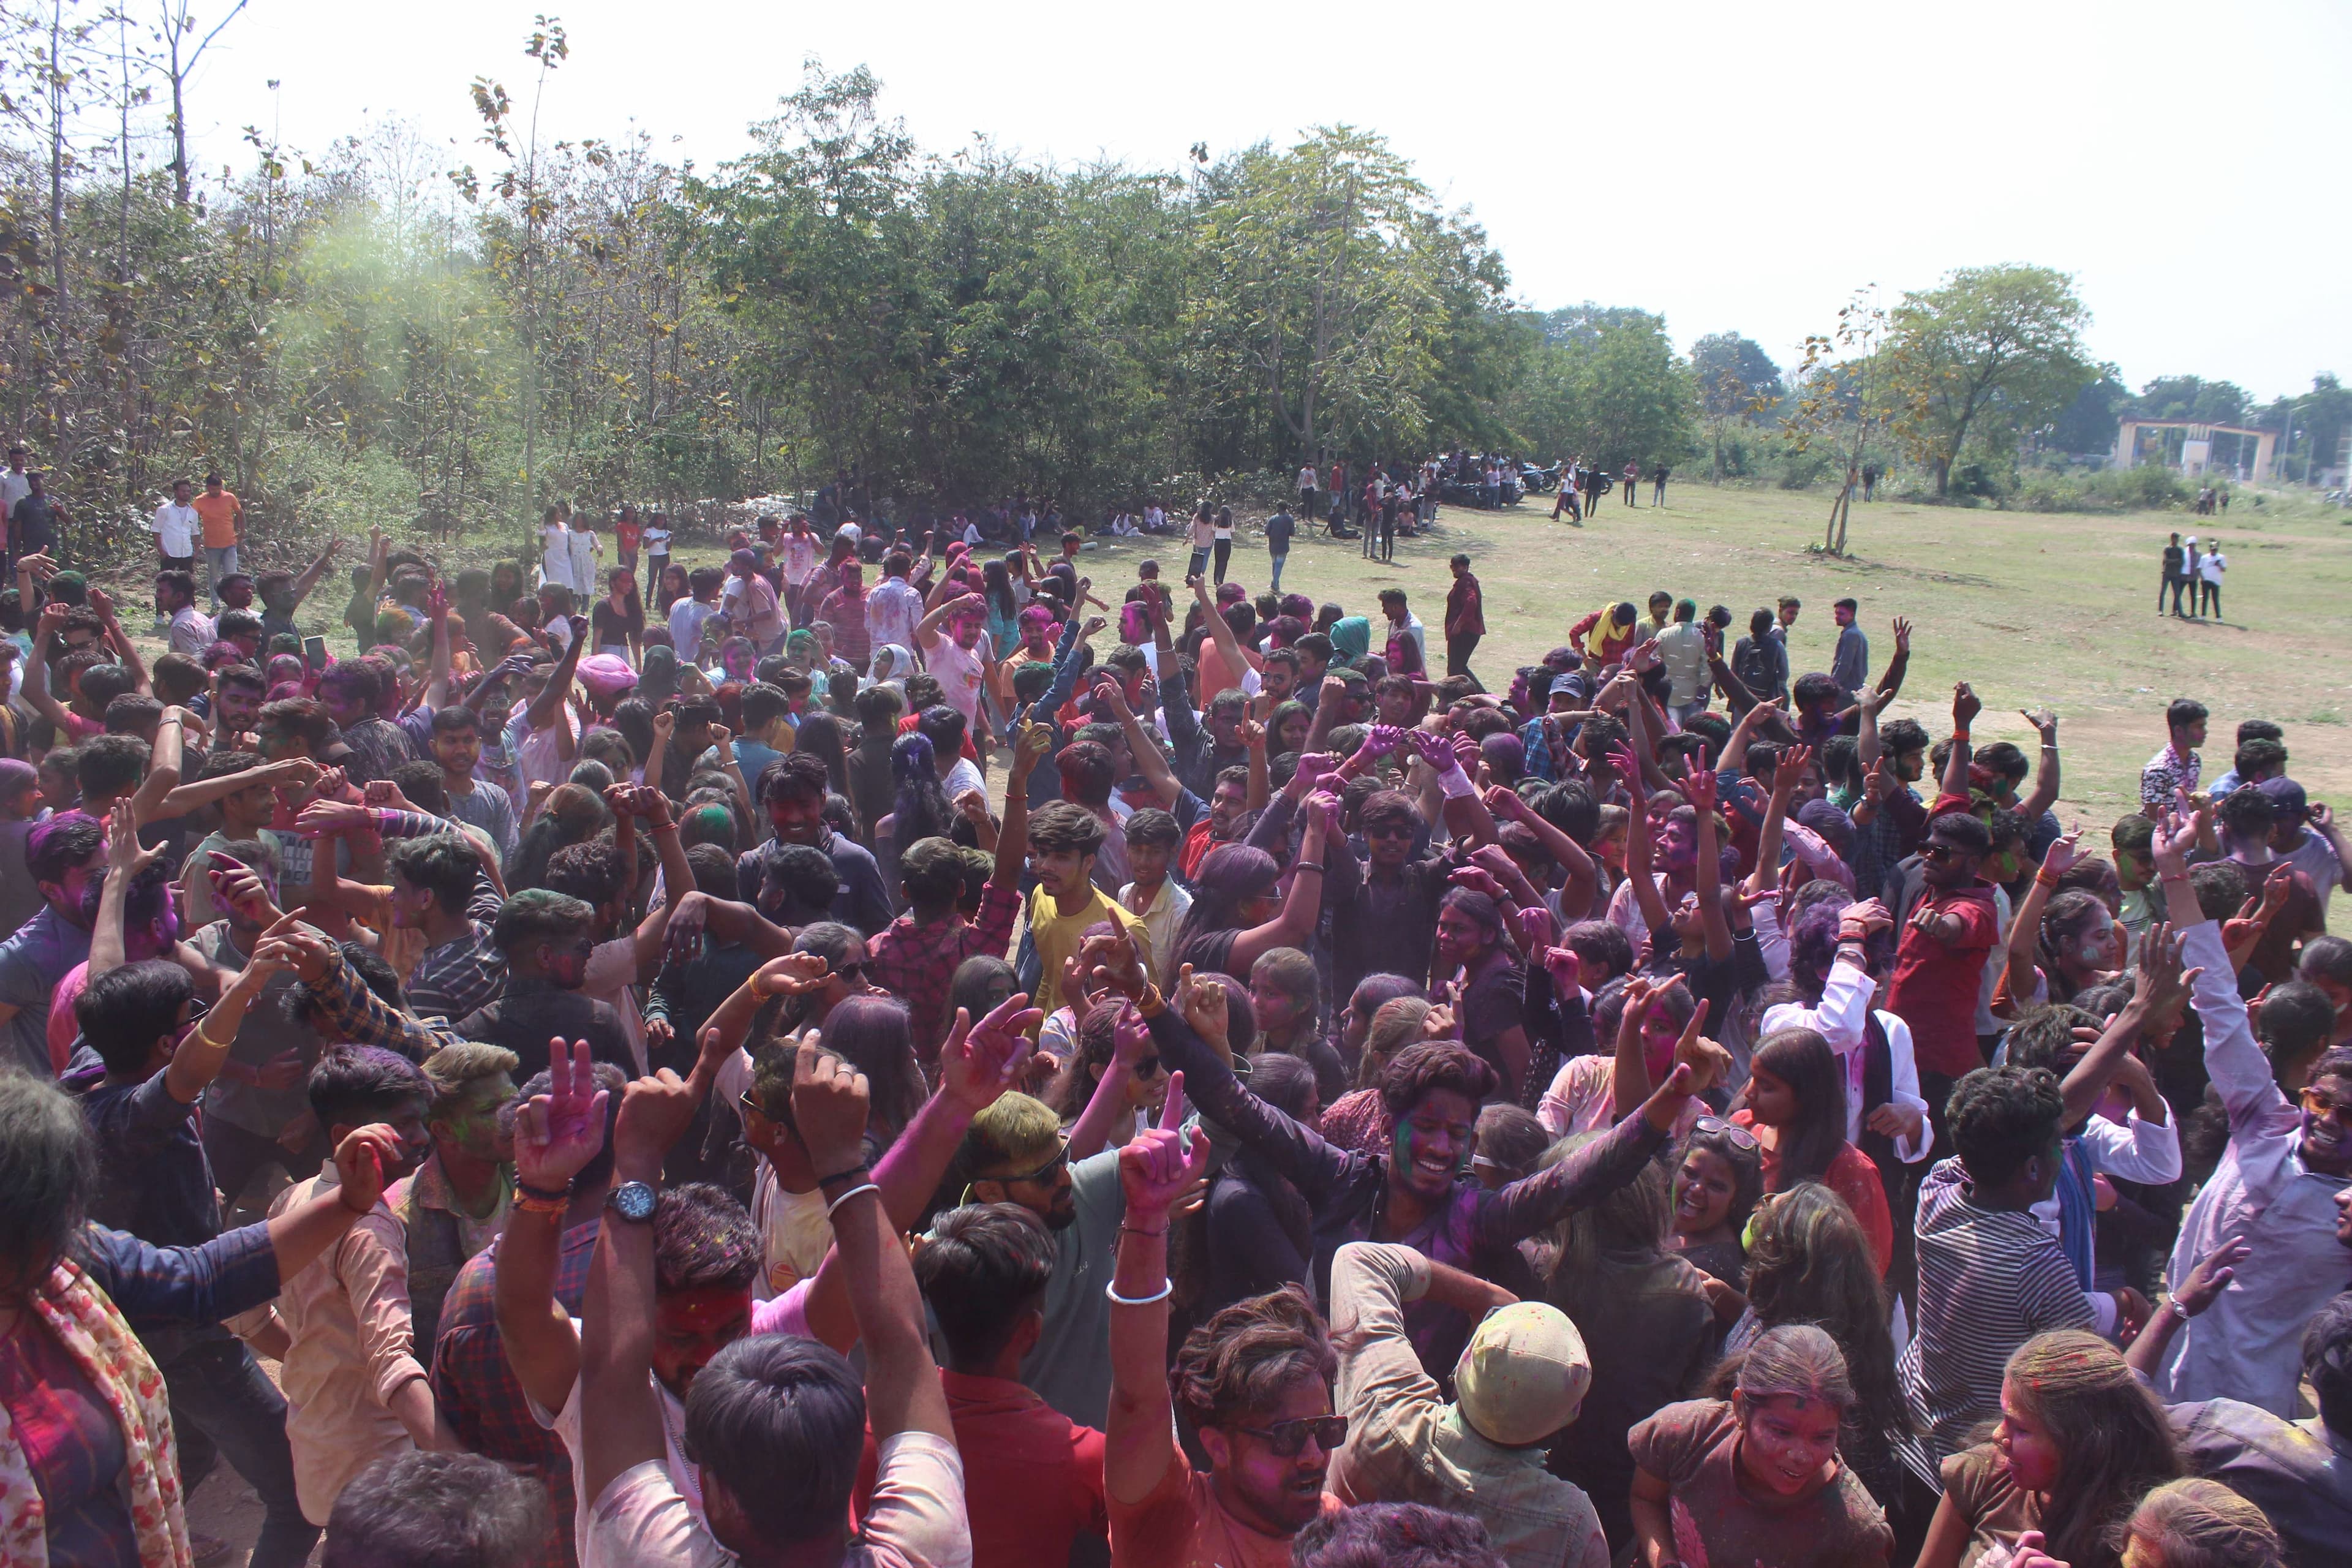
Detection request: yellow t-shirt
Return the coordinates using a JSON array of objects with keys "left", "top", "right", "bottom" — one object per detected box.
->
[{"left": 1024, "top": 881, "right": 1148, "bottom": 1021}]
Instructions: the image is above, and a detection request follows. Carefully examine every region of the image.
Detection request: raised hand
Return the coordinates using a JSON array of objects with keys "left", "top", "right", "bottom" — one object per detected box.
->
[
  {"left": 953, "top": 788, "right": 990, "bottom": 826},
  {"left": 1117, "top": 1071, "right": 1209, "bottom": 1225},
  {"left": 207, "top": 851, "right": 285, "bottom": 930},
  {"left": 2132, "top": 923, "right": 2199, "bottom": 1016},
  {"left": 1482, "top": 782, "right": 1530, "bottom": 823},
  {"left": 790, "top": 1033, "right": 871, "bottom": 1174},
  {"left": 750, "top": 951, "right": 833, "bottom": 1000},
  {"left": 1891, "top": 616, "right": 1912, "bottom": 654},
  {"left": 362, "top": 778, "right": 419, "bottom": 813},
  {"left": 2152, "top": 788, "right": 2201, "bottom": 869},
  {"left": 1772, "top": 744, "right": 1814, "bottom": 796},
  {"left": 105, "top": 805, "right": 163, "bottom": 878},
  {"left": 2170, "top": 1235, "right": 2252, "bottom": 1316},
  {"left": 1448, "top": 863, "right": 1507, "bottom": 902},
  {"left": 613, "top": 1065, "right": 713, "bottom": 1170},
  {"left": 1838, "top": 897, "right": 1894, "bottom": 943},
  {"left": 1172, "top": 967, "right": 1230, "bottom": 1050},
  {"left": 1951, "top": 682, "right": 1981, "bottom": 732},
  {"left": 333, "top": 1124, "right": 406, "bottom": 1214},
  {"left": 511, "top": 1039, "right": 611, "bottom": 1191},
  {"left": 1080, "top": 927, "right": 1150, "bottom": 1000},
  {"left": 939, "top": 992, "right": 1044, "bottom": 1114},
  {"left": 2019, "top": 707, "right": 2059, "bottom": 744},
  {"left": 2040, "top": 826, "right": 2083, "bottom": 880}
]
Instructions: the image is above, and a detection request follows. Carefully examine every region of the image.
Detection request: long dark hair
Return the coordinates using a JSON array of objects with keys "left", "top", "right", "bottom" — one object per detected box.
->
[
  {"left": 983, "top": 559, "right": 1017, "bottom": 620},
  {"left": 889, "top": 733, "right": 956, "bottom": 847},
  {"left": 1741, "top": 1182, "right": 1906, "bottom": 1441},
  {"left": 812, "top": 993, "right": 927, "bottom": 1152},
  {"left": 2005, "top": 1331, "right": 2182, "bottom": 1568},
  {"left": 1172, "top": 844, "right": 1278, "bottom": 963},
  {"left": 1741, "top": 1027, "right": 1849, "bottom": 1188}
]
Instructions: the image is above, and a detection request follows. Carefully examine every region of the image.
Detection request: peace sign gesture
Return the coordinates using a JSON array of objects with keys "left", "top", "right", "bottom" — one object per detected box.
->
[{"left": 1117, "top": 1071, "right": 1208, "bottom": 1226}]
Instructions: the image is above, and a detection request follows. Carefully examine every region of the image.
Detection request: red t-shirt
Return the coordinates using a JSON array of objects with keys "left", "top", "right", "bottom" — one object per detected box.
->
[
  {"left": 1733, "top": 1109, "right": 1894, "bottom": 1278},
  {"left": 854, "top": 1372, "right": 1106, "bottom": 1568},
  {"left": 614, "top": 518, "right": 642, "bottom": 554},
  {"left": 1109, "top": 1447, "right": 1337, "bottom": 1568},
  {"left": 1887, "top": 881, "right": 2000, "bottom": 1077}
]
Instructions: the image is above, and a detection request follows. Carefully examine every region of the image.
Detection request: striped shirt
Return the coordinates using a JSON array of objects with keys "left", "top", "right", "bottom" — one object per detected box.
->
[{"left": 1896, "top": 1158, "right": 2094, "bottom": 1484}]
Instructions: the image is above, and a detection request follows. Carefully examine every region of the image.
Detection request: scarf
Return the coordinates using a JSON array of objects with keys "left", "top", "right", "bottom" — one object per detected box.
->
[{"left": 0, "top": 1257, "right": 192, "bottom": 1568}]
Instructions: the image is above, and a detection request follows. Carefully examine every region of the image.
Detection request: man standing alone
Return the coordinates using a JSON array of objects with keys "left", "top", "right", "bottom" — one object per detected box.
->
[
  {"left": 1444, "top": 554, "right": 1485, "bottom": 688},
  {"left": 194, "top": 470, "right": 244, "bottom": 607},
  {"left": 1831, "top": 597, "right": 1869, "bottom": 704}
]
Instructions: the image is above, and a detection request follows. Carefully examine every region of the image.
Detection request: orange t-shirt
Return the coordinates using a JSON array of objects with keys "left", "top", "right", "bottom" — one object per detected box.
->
[
  {"left": 192, "top": 490, "right": 242, "bottom": 548},
  {"left": 1109, "top": 1450, "right": 1337, "bottom": 1568}
]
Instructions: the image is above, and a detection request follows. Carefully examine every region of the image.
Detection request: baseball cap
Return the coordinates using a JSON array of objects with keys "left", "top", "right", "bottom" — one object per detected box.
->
[
  {"left": 1452, "top": 1300, "right": 1591, "bottom": 1446},
  {"left": 2256, "top": 776, "right": 2309, "bottom": 821}
]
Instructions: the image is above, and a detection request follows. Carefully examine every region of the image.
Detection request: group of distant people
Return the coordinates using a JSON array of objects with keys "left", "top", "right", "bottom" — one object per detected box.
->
[{"left": 2158, "top": 532, "right": 2228, "bottom": 620}]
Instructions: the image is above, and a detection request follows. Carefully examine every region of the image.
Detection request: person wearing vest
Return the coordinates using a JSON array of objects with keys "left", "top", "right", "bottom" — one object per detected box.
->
[
  {"left": 385, "top": 1044, "right": 519, "bottom": 1355},
  {"left": 1758, "top": 898, "right": 1932, "bottom": 1298}
]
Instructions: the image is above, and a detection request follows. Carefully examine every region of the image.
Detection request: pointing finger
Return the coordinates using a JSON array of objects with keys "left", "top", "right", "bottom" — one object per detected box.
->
[{"left": 1158, "top": 1069, "right": 1187, "bottom": 1134}]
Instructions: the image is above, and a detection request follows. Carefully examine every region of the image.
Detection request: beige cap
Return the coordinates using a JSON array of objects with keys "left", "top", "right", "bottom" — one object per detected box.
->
[{"left": 1451, "top": 1302, "right": 1591, "bottom": 1448}]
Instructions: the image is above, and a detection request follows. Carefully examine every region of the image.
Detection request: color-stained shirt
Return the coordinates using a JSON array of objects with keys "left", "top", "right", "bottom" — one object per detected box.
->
[
  {"left": 266, "top": 1163, "right": 429, "bottom": 1525},
  {"left": 1628, "top": 1400, "right": 1893, "bottom": 1568},
  {"left": 867, "top": 880, "right": 1021, "bottom": 1058},
  {"left": 1328, "top": 1243, "right": 1608, "bottom": 1568},
  {"left": 1110, "top": 1444, "right": 1335, "bottom": 1568}
]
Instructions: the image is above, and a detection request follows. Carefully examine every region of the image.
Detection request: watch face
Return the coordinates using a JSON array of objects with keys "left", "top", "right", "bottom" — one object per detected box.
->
[{"left": 611, "top": 1182, "right": 657, "bottom": 1221}]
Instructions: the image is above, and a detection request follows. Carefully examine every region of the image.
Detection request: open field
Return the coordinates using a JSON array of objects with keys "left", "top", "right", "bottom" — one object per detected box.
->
[{"left": 1066, "top": 483, "right": 2352, "bottom": 826}]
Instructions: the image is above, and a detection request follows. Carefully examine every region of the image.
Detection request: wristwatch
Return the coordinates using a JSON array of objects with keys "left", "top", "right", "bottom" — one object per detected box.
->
[{"left": 605, "top": 1180, "right": 657, "bottom": 1223}]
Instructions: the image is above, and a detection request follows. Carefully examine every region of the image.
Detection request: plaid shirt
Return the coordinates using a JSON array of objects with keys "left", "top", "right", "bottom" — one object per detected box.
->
[
  {"left": 305, "top": 945, "right": 461, "bottom": 1060},
  {"left": 431, "top": 1219, "right": 597, "bottom": 1568},
  {"left": 815, "top": 587, "right": 872, "bottom": 665},
  {"left": 867, "top": 878, "right": 1021, "bottom": 1057},
  {"left": 405, "top": 922, "right": 507, "bottom": 1022}
]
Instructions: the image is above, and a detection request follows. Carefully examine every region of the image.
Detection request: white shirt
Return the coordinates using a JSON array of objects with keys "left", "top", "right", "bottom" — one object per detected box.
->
[
  {"left": 668, "top": 598, "right": 718, "bottom": 657},
  {"left": 2201, "top": 551, "right": 2226, "bottom": 584},
  {"left": 1300, "top": 466, "right": 1318, "bottom": 491},
  {"left": 865, "top": 577, "right": 925, "bottom": 655},
  {"left": 640, "top": 524, "right": 671, "bottom": 556},
  {"left": 149, "top": 501, "right": 202, "bottom": 557},
  {"left": 1759, "top": 958, "right": 1932, "bottom": 1164},
  {"left": 0, "top": 469, "right": 28, "bottom": 518},
  {"left": 168, "top": 603, "right": 219, "bottom": 657}
]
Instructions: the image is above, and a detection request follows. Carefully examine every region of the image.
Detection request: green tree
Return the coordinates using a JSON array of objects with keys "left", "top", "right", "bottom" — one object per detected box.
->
[
  {"left": 1501, "top": 306, "right": 1693, "bottom": 473},
  {"left": 1881, "top": 263, "right": 2098, "bottom": 496},
  {"left": 1691, "top": 331, "right": 1782, "bottom": 481}
]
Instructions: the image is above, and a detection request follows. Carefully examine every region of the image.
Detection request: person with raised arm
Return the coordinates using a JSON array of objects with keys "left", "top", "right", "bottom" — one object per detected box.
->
[
  {"left": 2147, "top": 786, "right": 2352, "bottom": 1415},
  {"left": 1089, "top": 933, "right": 1697, "bottom": 1379},
  {"left": 577, "top": 1036, "right": 970, "bottom": 1568}
]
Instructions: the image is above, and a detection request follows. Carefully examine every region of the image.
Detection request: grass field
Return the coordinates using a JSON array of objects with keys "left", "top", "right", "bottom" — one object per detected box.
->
[
  {"left": 1074, "top": 482, "right": 2352, "bottom": 826},
  {"left": 119, "top": 480, "right": 2352, "bottom": 828}
]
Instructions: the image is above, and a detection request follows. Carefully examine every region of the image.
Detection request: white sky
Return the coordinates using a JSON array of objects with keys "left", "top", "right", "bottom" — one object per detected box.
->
[{"left": 174, "top": 0, "right": 2350, "bottom": 404}]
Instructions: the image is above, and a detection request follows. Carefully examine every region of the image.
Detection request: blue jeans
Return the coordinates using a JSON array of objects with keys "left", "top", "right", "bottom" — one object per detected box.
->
[
  {"left": 1268, "top": 551, "right": 1288, "bottom": 592},
  {"left": 204, "top": 544, "right": 240, "bottom": 605},
  {"left": 159, "top": 1335, "right": 319, "bottom": 1565}
]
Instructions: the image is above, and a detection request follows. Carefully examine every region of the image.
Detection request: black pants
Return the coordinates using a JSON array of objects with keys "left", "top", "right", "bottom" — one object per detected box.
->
[
  {"left": 1378, "top": 513, "right": 1395, "bottom": 561},
  {"left": 1621, "top": 480, "right": 1636, "bottom": 505},
  {"left": 1212, "top": 538, "right": 1231, "bottom": 584},
  {"left": 2200, "top": 581, "right": 2220, "bottom": 617},
  {"left": 1446, "top": 632, "right": 1482, "bottom": 689},
  {"left": 160, "top": 1336, "right": 319, "bottom": 1567},
  {"left": 1300, "top": 489, "right": 1317, "bottom": 521},
  {"left": 2163, "top": 575, "right": 2188, "bottom": 616}
]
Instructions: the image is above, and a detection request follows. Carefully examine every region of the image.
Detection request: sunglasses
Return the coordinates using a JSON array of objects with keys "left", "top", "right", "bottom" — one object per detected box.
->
[
  {"left": 1132, "top": 1055, "right": 1163, "bottom": 1080},
  {"left": 1232, "top": 1415, "right": 1348, "bottom": 1457},
  {"left": 1918, "top": 842, "right": 1963, "bottom": 862},
  {"left": 1691, "top": 1114, "right": 1760, "bottom": 1151},
  {"left": 2301, "top": 1087, "right": 2352, "bottom": 1126},
  {"left": 1363, "top": 823, "right": 1416, "bottom": 841},
  {"left": 998, "top": 1137, "right": 1071, "bottom": 1187},
  {"left": 832, "top": 962, "right": 869, "bottom": 984}
]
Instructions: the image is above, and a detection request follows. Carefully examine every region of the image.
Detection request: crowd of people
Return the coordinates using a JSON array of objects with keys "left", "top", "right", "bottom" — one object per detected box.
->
[{"left": 0, "top": 472, "right": 2346, "bottom": 1568}]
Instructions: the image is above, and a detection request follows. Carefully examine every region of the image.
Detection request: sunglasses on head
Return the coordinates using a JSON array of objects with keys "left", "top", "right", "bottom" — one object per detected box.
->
[
  {"left": 1691, "top": 1114, "right": 1760, "bottom": 1151},
  {"left": 1232, "top": 1414, "right": 1348, "bottom": 1458},
  {"left": 998, "top": 1137, "right": 1071, "bottom": 1187}
]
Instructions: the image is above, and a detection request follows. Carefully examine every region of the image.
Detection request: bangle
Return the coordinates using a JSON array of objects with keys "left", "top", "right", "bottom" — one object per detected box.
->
[
  {"left": 1118, "top": 1223, "right": 1166, "bottom": 1238},
  {"left": 1134, "top": 983, "right": 1166, "bottom": 1019},
  {"left": 1105, "top": 1278, "right": 1174, "bottom": 1306},
  {"left": 1951, "top": 729, "right": 1969, "bottom": 744},
  {"left": 2034, "top": 872, "right": 2061, "bottom": 889},
  {"left": 823, "top": 1182, "right": 880, "bottom": 1218},
  {"left": 815, "top": 1163, "right": 869, "bottom": 1188},
  {"left": 1293, "top": 862, "right": 1325, "bottom": 875},
  {"left": 2040, "top": 744, "right": 2058, "bottom": 752},
  {"left": 190, "top": 1018, "right": 234, "bottom": 1053}
]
